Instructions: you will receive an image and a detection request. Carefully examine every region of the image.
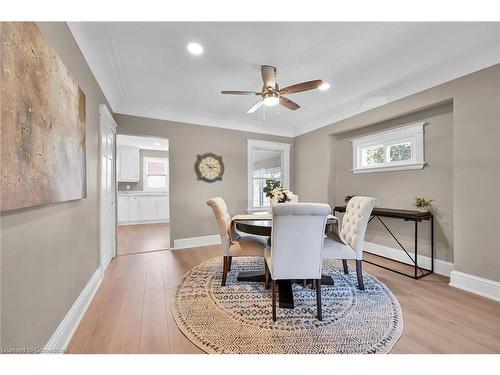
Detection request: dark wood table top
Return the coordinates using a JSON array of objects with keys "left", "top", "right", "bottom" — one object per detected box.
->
[
  {"left": 234, "top": 216, "right": 338, "bottom": 236},
  {"left": 333, "top": 205, "right": 432, "bottom": 220}
]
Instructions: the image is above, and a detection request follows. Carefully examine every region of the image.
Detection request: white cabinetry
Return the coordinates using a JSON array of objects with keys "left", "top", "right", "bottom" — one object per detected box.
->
[
  {"left": 117, "top": 193, "right": 169, "bottom": 224},
  {"left": 156, "top": 198, "right": 170, "bottom": 221},
  {"left": 117, "top": 145, "right": 140, "bottom": 182},
  {"left": 117, "top": 196, "right": 129, "bottom": 223},
  {"left": 129, "top": 197, "right": 142, "bottom": 222}
]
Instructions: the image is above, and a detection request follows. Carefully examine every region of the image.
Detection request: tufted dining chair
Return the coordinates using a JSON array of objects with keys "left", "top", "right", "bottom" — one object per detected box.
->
[
  {"left": 264, "top": 203, "right": 331, "bottom": 321},
  {"left": 323, "top": 196, "right": 378, "bottom": 290},
  {"left": 207, "top": 197, "right": 267, "bottom": 286}
]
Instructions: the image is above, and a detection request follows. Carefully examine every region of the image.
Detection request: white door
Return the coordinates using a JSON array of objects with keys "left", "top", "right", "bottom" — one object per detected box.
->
[{"left": 99, "top": 105, "right": 117, "bottom": 271}]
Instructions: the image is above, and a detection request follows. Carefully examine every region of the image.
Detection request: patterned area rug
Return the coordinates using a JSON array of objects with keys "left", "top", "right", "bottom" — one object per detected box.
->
[{"left": 172, "top": 256, "right": 403, "bottom": 354}]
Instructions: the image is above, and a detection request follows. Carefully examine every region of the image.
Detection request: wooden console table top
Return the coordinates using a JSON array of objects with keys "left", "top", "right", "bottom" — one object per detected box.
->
[{"left": 333, "top": 206, "right": 432, "bottom": 221}]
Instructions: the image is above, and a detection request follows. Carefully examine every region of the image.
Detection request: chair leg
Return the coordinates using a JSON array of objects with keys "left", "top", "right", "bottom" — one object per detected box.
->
[
  {"left": 227, "top": 256, "right": 232, "bottom": 272},
  {"left": 264, "top": 261, "right": 270, "bottom": 289},
  {"left": 221, "top": 256, "right": 228, "bottom": 286},
  {"left": 316, "top": 278, "right": 322, "bottom": 321},
  {"left": 356, "top": 260, "right": 365, "bottom": 290},
  {"left": 272, "top": 279, "right": 277, "bottom": 322},
  {"left": 342, "top": 259, "right": 349, "bottom": 274}
]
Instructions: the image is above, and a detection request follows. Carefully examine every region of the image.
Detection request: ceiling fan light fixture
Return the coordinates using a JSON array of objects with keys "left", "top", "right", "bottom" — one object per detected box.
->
[
  {"left": 319, "top": 82, "right": 330, "bottom": 91},
  {"left": 187, "top": 42, "right": 203, "bottom": 55},
  {"left": 262, "top": 92, "right": 279, "bottom": 107}
]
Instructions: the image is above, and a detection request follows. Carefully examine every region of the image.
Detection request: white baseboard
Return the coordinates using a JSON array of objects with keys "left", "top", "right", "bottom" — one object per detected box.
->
[
  {"left": 363, "top": 241, "right": 454, "bottom": 277},
  {"left": 173, "top": 234, "right": 221, "bottom": 250},
  {"left": 449, "top": 271, "right": 500, "bottom": 302},
  {"left": 43, "top": 267, "right": 103, "bottom": 354}
]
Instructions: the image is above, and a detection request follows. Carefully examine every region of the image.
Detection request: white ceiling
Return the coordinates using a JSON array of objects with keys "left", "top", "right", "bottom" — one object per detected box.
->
[
  {"left": 68, "top": 22, "right": 500, "bottom": 137},
  {"left": 117, "top": 135, "right": 168, "bottom": 151}
]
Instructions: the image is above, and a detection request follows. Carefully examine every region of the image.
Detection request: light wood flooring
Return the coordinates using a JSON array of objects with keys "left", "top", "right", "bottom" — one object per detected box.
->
[
  {"left": 67, "top": 247, "right": 500, "bottom": 354},
  {"left": 117, "top": 223, "right": 170, "bottom": 255}
]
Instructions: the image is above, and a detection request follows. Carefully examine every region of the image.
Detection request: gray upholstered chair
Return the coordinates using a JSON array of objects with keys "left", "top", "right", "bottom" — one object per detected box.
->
[
  {"left": 207, "top": 197, "right": 267, "bottom": 286},
  {"left": 322, "top": 196, "right": 378, "bottom": 290},
  {"left": 264, "top": 203, "right": 331, "bottom": 321}
]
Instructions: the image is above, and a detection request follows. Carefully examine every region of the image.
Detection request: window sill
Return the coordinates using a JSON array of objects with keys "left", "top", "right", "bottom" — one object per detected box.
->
[
  {"left": 351, "top": 162, "right": 426, "bottom": 174},
  {"left": 246, "top": 207, "right": 272, "bottom": 214}
]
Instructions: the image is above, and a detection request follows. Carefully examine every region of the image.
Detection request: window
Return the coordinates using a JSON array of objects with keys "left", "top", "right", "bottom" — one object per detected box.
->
[
  {"left": 352, "top": 122, "right": 425, "bottom": 173},
  {"left": 247, "top": 139, "right": 290, "bottom": 211},
  {"left": 143, "top": 157, "right": 168, "bottom": 191}
]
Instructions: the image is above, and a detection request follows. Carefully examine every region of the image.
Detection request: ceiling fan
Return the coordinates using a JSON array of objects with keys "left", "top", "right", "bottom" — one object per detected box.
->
[{"left": 221, "top": 65, "right": 324, "bottom": 114}]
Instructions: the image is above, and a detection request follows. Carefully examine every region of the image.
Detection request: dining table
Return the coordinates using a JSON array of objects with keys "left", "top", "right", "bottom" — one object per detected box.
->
[{"left": 232, "top": 213, "right": 339, "bottom": 309}]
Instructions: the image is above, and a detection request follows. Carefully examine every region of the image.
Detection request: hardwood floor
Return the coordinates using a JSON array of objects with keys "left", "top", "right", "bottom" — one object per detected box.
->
[
  {"left": 117, "top": 223, "right": 170, "bottom": 255},
  {"left": 67, "top": 247, "right": 500, "bottom": 354}
]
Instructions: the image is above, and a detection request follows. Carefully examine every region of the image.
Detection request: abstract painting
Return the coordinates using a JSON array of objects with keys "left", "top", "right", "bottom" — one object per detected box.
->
[{"left": 1, "top": 22, "right": 86, "bottom": 212}]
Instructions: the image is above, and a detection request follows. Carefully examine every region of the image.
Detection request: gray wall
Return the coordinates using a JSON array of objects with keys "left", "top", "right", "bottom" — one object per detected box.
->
[
  {"left": 117, "top": 149, "right": 169, "bottom": 192},
  {"left": 1, "top": 23, "right": 111, "bottom": 349},
  {"left": 334, "top": 103, "right": 453, "bottom": 262},
  {"left": 115, "top": 114, "right": 293, "bottom": 245},
  {"left": 294, "top": 64, "right": 500, "bottom": 282}
]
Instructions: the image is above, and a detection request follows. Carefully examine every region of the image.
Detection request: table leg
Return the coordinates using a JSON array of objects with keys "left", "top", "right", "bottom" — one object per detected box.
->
[
  {"left": 414, "top": 220, "right": 418, "bottom": 279},
  {"left": 431, "top": 215, "right": 434, "bottom": 273}
]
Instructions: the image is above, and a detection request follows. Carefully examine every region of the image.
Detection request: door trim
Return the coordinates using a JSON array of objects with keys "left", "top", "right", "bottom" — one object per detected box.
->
[{"left": 99, "top": 104, "right": 117, "bottom": 270}]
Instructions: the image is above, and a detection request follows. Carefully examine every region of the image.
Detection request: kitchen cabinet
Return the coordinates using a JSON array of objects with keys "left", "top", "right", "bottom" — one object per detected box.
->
[
  {"left": 157, "top": 198, "right": 170, "bottom": 221},
  {"left": 117, "top": 196, "right": 129, "bottom": 223},
  {"left": 117, "top": 145, "right": 139, "bottom": 182},
  {"left": 117, "top": 193, "right": 169, "bottom": 224}
]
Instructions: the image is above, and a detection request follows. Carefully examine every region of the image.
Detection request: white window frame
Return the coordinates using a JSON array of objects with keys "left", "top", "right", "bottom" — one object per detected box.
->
[
  {"left": 247, "top": 139, "right": 291, "bottom": 212},
  {"left": 143, "top": 156, "right": 169, "bottom": 192},
  {"left": 351, "top": 122, "right": 426, "bottom": 174}
]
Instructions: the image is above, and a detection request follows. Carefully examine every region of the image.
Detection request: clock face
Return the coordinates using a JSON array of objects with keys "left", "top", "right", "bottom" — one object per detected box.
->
[{"left": 195, "top": 153, "right": 224, "bottom": 182}]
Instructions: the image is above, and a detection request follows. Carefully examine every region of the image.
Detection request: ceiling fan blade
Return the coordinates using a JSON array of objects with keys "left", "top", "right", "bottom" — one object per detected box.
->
[
  {"left": 279, "top": 96, "right": 300, "bottom": 110},
  {"left": 261, "top": 65, "right": 276, "bottom": 90},
  {"left": 221, "top": 90, "right": 261, "bottom": 95},
  {"left": 280, "top": 80, "right": 323, "bottom": 95},
  {"left": 247, "top": 100, "right": 264, "bottom": 114}
]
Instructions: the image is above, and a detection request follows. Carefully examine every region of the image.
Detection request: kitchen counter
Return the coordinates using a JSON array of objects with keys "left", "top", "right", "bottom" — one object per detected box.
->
[{"left": 117, "top": 191, "right": 168, "bottom": 196}]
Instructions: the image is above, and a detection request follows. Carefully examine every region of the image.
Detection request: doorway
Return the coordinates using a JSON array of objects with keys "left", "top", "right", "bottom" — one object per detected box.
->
[{"left": 116, "top": 134, "right": 170, "bottom": 255}]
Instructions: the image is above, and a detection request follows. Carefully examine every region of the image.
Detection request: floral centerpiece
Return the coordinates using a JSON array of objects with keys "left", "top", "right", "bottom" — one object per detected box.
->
[{"left": 263, "top": 180, "right": 292, "bottom": 204}]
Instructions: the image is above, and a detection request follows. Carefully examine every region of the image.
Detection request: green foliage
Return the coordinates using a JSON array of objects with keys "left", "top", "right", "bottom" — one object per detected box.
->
[
  {"left": 263, "top": 180, "right": 282, "bottom": 198},
  {"left": 390, "top": 143, "right": 411, "bottom": 162},
  {"left": 414, "top": 197, "right": 433, "bottom": 208},
  {"left": 366, "top": 147, "right": 384, "bottom": 164}
]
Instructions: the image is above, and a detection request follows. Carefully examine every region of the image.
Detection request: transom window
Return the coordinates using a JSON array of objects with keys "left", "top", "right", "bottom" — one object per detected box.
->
[
  {"left": 352, "top": 122, "right": 425, "bottom": 173},
  {"left": 143, "top": 157, "right": 168, "bottom": 191},
  {"left": 247, "top": 140, "right": 290, "bottom": 211}
]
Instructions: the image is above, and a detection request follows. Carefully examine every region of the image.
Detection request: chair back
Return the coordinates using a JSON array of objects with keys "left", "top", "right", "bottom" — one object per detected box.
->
[
  {"left": 340, "top": 196, "right": 378, "bottom": 256},
  {"left": 207, "top": 197, "right": 231, "bottom": 251},
  {"left": 270, "top": 203, "right": 331, "bottom": 280}
]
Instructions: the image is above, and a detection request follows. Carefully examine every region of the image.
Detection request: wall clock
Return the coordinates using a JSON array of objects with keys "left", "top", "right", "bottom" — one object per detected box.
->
[{"left": 194, "top": 153, "right": 225, "bottom": 182}]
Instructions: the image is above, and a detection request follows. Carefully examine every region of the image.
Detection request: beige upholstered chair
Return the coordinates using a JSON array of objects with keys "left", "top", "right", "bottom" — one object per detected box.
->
[
  {"left": 207, "top": 197, "right": 267, "bottom": 286},
  {"left": 264, "top": 203, "right": 331, "bottom": 321},
  {"left": 323, "top": 196, "right": 378, "bottom": 290}
]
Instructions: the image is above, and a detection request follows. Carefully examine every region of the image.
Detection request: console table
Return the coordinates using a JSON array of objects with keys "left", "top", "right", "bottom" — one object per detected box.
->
[{"left": 333, "top": 206, "right": 434, "bottom": 279}]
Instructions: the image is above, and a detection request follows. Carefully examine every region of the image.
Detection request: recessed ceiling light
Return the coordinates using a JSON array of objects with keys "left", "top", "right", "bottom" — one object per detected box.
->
[
  {"left": 187, "top": 42, "right": 203, "bottom": 55},
  {"left": 153, "top": 142, "right": 161, "bottom": 146},
  {"left": 319, "top": 82, "right": 330, "bottom": 91}
]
